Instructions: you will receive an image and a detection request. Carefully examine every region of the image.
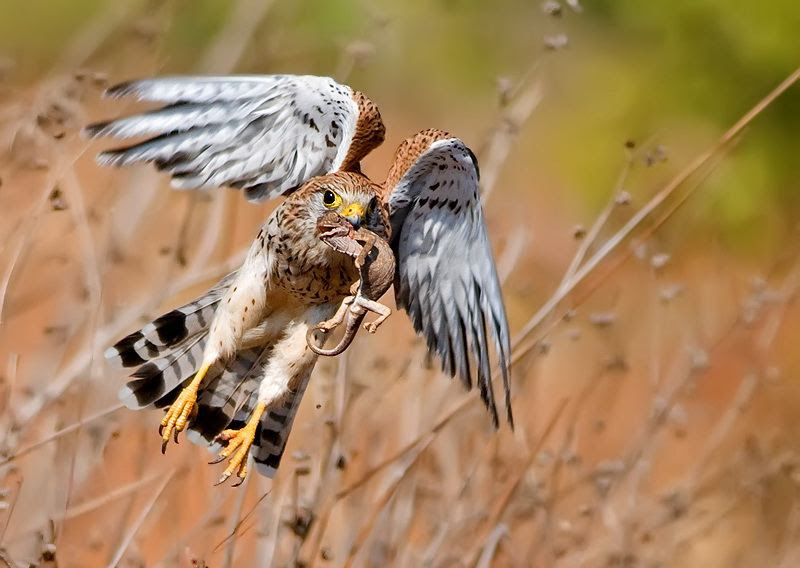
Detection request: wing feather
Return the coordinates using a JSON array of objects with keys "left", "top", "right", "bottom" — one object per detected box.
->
[
  {"left": 387, "top": 131, "right": 512, "bottom": 427},
  {"left": 85, "top": 75, "right": 384, "bottom": 202}
]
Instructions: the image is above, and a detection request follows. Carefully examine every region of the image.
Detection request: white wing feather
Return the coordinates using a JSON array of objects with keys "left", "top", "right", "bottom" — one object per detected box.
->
[{"left": 85, "top": 75, "right": 360, "bottom": 202}]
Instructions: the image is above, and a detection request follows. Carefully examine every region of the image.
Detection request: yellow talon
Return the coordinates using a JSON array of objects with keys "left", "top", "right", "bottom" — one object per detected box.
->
[
  {"left": 212, "top": 402, "right": 267, "bottom": 486},
  {"left": 160, "top": 362, "right": 211, "bottom": 452}
]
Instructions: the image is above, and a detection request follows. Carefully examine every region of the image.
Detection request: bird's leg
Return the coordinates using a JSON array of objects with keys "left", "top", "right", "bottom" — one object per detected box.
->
[
  {"left": 212, "top": 402, "right": 267, "bottom": 486},
  {"left": 160, "top": 361, "right": 211, "bottom": 452},
  {"left": 164, "top": 254, "right": 267, "bottom": 450},
  {"left": 213, "top": 317, "right": 320, "bottom": 483}
]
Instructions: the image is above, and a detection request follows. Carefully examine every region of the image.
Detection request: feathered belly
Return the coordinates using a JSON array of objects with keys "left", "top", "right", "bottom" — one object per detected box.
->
[{"left": 273, "top": 248, "right": 359, "bottom": 305}]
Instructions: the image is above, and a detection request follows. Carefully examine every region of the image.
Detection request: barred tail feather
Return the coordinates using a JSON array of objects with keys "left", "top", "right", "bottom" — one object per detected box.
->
[
  {"left": 252, "top": 371, "right": 312, "bottom": 478},
  {"left": 186, "top": 346, "right": 272, "bottom": 447},
  {"left": 119, "top": 335, "right": 207, "bottom": 409},
  {"left": 105, "top": 272, "right": 235, "bottom": 368}
]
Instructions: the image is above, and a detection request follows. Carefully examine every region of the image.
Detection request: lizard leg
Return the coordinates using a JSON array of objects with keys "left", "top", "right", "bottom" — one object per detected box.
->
[{"left": 355, "top": 297, "right": 392, "bottom": 334}]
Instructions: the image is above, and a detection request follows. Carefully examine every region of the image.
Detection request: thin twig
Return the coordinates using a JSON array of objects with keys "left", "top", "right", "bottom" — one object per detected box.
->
[
  {"left": 466, "top": 398, "right": 569, "bottom": 565},
  {"left": 0, "top": 403, "right": 123, "bottom": 466},
  {"left": 212, "top": 487, "right": 272, "bottom": 553},
  {"left": 107, "top": 468, "right": 176, "bottom": 568},
  {"left": 62, "top": 471, "right": 163, "bottom": 520},
  {"left": 342, "top": 434, "right": 435, "bottom": 568},
  {"left": 511, "top": 66, "right": 800, "bottom": 353},
  {"left": 222, "top": 468, "right": 252, "bottom": 568}
]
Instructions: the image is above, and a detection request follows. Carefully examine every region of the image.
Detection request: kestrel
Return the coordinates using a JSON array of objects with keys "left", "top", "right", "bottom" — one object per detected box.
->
[{"left": 86, "top": 74, "right": 512, "bottom": 484}]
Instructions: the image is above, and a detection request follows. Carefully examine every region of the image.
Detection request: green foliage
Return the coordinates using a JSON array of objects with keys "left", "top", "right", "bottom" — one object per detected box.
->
[{"left": 1, "top": 0, "right": 797, "bottom": 257}]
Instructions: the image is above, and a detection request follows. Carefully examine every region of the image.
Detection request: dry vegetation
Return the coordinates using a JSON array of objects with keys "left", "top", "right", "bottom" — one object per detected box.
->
[{"left": 2, "top": 2, "right": 800, "bottom": 567}]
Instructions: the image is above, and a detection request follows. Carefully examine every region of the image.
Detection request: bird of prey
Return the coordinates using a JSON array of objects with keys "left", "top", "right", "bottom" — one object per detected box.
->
[{"left": 86, "top": 74, "right": 512, "bottom": 485}]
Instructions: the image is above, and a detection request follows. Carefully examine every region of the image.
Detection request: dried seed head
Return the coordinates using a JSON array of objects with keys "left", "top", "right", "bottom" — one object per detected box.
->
[
  {"left": 565, "top": 0, "right": 583, "bottom": 12},
  {"left": 615, "top": 191, "right": 632, "bottom": 206},
  {"left": 659, "top": 283, "right": 684, "bottom": 303},
  {"left": 689, "top": 347, "right": 709, "bottom": 371},
  {"left": 650, "top": 252, "right": 671, "bottom": 270},
  {"left": 589, "top": 312, "right": 616, "bottom": 328},
  {"left": 49, "top": 187, "right": 67, "bottom": 211},
  {"left": 544, "top": 33, "right": 569, "bottom": 50},
  {"left": 541, "top": 0, "right": 562, "bottom": 17},
  {"left": 644, "top": 144, "right": 668, "bottom": 166},
  {"left": 496, "top": 76, "right": 513, "bottom": 106}
]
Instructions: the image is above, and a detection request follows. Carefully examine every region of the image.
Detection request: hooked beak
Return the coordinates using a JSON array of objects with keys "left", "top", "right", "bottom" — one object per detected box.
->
[{"left": 340, "top": 203, "right": 365, "bottom": 228}]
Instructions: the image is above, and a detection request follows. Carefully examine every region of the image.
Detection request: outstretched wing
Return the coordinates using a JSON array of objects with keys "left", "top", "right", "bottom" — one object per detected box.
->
[
  {"left": 386, "top": 129, "right": 512, "bottom": 428},
  {"left": 84, "top": 75, "right": 385, "bottom": 202}
]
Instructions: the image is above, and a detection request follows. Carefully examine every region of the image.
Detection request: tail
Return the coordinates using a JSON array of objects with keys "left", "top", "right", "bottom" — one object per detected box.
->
[
  {"left": 185, "top": 346, "right": 272, "bottom": 446},
  {"left": 106, "top": 272, "right": 236, "bottom": 370},
  {"left": 108, "top": 270, "right": 312, "bottom": 478},
  {"left": 251, "top": 368, "right": 313, "bottom": 478},
  {"left": 109, "top": 272, "right": 269, "bottom": 443}
]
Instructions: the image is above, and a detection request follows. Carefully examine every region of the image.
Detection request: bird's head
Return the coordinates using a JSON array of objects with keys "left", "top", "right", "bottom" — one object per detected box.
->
[{"left": 302, "top": 173, "right": 390, "bottom": 239}]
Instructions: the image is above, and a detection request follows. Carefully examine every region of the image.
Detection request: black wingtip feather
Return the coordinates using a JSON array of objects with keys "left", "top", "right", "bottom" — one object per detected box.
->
[
  {"left": 473, "top": 283, "right": 499, "bottom": 429},
  {"left": 104, "top": 80, "right": 139, "bottom": 99},
  {"left": 96, "top": 149, "right": 127, "bottom": 167},
  {"left": 455, "top": 312, "right": 473, "bottom": 390},
  {"left": 505, "top": 393, "right": 515, "bottom": 431},
  {"left": 82, "top": 121, "right": 111, "bottom": 139},
  {"left": 466, "top": 146, "right": 480, "bottom": 181}
]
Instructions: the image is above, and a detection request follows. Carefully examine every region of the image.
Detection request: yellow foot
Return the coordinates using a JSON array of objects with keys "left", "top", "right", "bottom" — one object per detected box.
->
[
  {"left": 211, "top": 402, "right": 267, "bottom": 487},
  {"left": 160, "top": 362, "right": 210, "bottom": 453}
]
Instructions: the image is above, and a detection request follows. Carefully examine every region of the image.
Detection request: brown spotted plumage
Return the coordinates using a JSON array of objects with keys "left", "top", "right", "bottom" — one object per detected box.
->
[
  {"left": 340, "top": 91, "right": 386, "bottom": 172},
  {"left": 91, "top": 73, "right": 511, "bottom": 484},
  {"left": 383, "top": 128, "right": 453, "bottom": 193}
]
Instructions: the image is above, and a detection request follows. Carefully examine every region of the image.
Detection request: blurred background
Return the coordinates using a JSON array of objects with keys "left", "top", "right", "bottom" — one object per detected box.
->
[{"left": 1, "top": 1, "right": 800, "bottom": 566}]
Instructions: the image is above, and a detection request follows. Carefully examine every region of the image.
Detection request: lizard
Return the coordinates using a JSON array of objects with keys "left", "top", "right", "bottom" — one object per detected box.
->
[{"left": 306, "top": 211, "right": 396, "bottom": 356}]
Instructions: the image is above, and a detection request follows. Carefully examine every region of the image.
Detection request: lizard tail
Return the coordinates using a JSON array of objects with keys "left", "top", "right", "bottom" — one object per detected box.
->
[{"left": 306, "top": 315, "right": 362, "bottom": 356}]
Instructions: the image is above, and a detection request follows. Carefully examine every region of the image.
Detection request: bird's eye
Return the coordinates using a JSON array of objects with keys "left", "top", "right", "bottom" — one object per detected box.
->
[{"left": 322, "top": 190, "right": 341, "bottom": 208}]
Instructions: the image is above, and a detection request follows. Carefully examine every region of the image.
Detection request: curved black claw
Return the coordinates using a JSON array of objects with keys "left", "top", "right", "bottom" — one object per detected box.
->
[
  {"left": 208, "top": 454, "right": 226, "bottom": 465},
  {"left": 161, "top": 439, "right": 168, "bottom": 454},
  {"left": 214, "top": 472, "right": 231, "bottom": 486}
]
